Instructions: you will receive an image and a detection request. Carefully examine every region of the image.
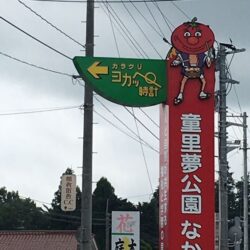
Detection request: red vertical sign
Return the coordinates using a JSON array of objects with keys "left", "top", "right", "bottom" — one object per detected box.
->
[{"left": 159, "top": 19, "right": 215, "bottom": 249}]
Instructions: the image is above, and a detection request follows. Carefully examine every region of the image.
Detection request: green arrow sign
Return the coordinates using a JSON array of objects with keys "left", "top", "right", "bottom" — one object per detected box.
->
[{"left": 73, "top": 56, "right": 167, "bottom": 107}]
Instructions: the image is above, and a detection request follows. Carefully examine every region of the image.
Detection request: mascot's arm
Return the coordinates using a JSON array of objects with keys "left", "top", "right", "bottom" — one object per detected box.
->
[
  {"left": 205, "top": 48, "right": 214, "bottom": 68},
  {"left": 171, "top": 54, "right": 182, "bottom": 66}
]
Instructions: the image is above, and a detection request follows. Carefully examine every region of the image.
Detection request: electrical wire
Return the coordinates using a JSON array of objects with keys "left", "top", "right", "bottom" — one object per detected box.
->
[
  {"left": 93, "top": 109, "right": 159, "bottom": 153},
  {"left": 121, "top": 0, "right": 163, "bottom": 58},
  {"left": 0, "top": 51, "right": 74, "bottom": 77},
  {"left": 228, "top": 117, "right": 242, "bottom": 142},
  {"left": 94, "top": 96, "right": 157, "bottom": 151},
  {"left": 99, "top": 2, "right": 142, "bottom": 57},
  {"left": 132, "top": 107, "right": 154, "bottom": 193},
  {"left": 233, "top": 85, "right": 243, "bottom": 114},
  {"left": 139, "top": 107, "right": 159, "bottom": 128},
  {"left": 102, "top": 1, "right": 149, "bottom": 58},
  {"left": 142, "top": 0, "right": 165, "bottom": 38},
  {"left": 0, "top": 105, "right": 81, "bottom": 116},
  {"left": 19, "top": 196, "right": 52, "bottom": 206},
  {"left": 128, "top": 0, "right": 163, "bottom": 38},
  {"left": 125, "top": 192, "right": 153, "bottom": 199},
  {"left": 228, "top": 107, "right": 241, "bottom": 116},
  {"left": 170, "top": 1, "right": 191, "bottom": 20},
  {"left": 124, "top": 106, "right": 159, "bottom": 140},
  {"left": 233, "top": 116, "right": 243, "bottom": 138},
  {"left": 104, "top": 0, "right": 121, "bottom": 57},
  {"left": 151, "top": 0, "right": 174, "bottom": 33},
  {"left": 31, "top": 0, "right": 184, "bottom": 3},
  {"left": 18, "top": 0, "right": 85, "bottom": 49},
  {"left": 226, "top": 53, "right": 235, "bottom": 74},
  {"left": 0, "top": 16, "right": 72, "bottom": 60}
]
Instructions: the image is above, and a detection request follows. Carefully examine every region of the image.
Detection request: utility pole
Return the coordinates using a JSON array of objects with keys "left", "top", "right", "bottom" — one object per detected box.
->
[
  {"left": 80, "top": 0, "right": 94, "bottom": 248},
  {"left": 218, "top": 43, "right": 246, "bottom": 250},
  {"left": 105, "top": 199, "right": 110, "bottom": 250},
  {"left": 227, "top": 112, "right": 248, "bottom": 250},
  {"left": 242, "top": 112, "right": 248, "bottom": 250},
  {"left": 218, "top": 44, "right": 229, "bottom": 250}
]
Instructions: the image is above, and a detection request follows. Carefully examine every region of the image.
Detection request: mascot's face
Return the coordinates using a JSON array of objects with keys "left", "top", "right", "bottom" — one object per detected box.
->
[{"left": 171, "top": 22, "right": 215, "bottom": 54}]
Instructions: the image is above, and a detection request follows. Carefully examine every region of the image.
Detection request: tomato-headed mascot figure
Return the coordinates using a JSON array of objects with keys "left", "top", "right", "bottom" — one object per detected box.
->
[{"left": 168, "top": 17, "right": 215, "bottom": 105}]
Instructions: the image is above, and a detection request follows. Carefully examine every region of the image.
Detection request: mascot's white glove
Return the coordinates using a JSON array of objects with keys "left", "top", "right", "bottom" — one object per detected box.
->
[{"left": 172, "top": 59, "right": 181, "bottom": 66}]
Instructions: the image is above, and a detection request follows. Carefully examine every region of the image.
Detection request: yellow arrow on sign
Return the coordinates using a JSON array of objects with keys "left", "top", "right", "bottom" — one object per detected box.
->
[{"left": 87, "top": 61, "right": 109, "bottom": 79}]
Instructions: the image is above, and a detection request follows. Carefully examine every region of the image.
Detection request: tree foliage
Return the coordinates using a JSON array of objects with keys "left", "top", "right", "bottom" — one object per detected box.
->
[
  {"left": 0, "top": 187, "right": 48, "bottom": 230},
  {"left": 138, "top": 189, "right": 159, "bottom": 249},
  {"left": 1, "top": 168, "right": 250, "bottom": 250},
  {"left": 92, "top": 177, "right": 137, "bottom": 249}
]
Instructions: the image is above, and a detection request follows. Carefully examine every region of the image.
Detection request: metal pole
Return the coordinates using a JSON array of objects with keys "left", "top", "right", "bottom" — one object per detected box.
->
[
  {"left": 243, "top": 112, "right": 248, "bottom": 250},
  {"left": 80, "top": 0, "right": 94, "bottom": 248},
  {"left": 218, "top": 44, "right": 229, "bottom": 250},
  {"left": 105, "top": 199, "right": 110, "bottom": 250}
]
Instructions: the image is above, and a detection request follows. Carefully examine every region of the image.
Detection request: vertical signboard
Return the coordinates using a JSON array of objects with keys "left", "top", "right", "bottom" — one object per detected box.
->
[
  {"left": 61, "top": 174, "right": 76, "bottom": 211},
  {"left": 159, "top": 104, "right": 169, "bottom": 249},
  {"left": 112, "top": 211, "right": 140, "bottom": 249},
  {"left": 160, "top": 18, "right": 215, "bottom": 249}
]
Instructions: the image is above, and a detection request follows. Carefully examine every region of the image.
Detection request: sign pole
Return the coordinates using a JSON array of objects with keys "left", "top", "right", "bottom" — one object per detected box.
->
[
  {"left": 243, "top": 112, "right": 248, "bottom": 250},
  {"left": 80, "top": 0, "right": 94, "bottom": 248},
  {"left": 218, "top": 44, "right": 229, "bottom": 250},
  {"left": 218, "top": 44, "right": 245, "bottom": 250}
]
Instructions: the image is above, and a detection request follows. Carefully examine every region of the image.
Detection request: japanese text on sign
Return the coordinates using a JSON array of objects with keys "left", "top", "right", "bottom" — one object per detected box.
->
[
  {"left": 111, "top": 63, "right": 161, "bottom": 98},
  {"left": 181, "top": 114, "right": 202, "bottom": 249},
  {"left": 159, "top": 105, "right": 169, "bottom": 250},
  {"left": 112, "top": 211, "right": 140, "bottom": 250},
  {"left": 61, "top": 174, "right": 76, "bottom": 212}
]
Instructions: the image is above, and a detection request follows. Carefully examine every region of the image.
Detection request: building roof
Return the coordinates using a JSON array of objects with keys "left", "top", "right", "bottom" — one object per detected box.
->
[{"left": 0, "top": 231, "right": 78, "bottom": 250}]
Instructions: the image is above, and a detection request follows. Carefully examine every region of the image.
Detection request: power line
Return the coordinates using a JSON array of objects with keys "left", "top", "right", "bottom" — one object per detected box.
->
[
  {"left": 142, "top": 0, "right": 165, "bottom": 37},
  {"left": 233, "top": 85, "right": 243, "bottom": 114},
  {"left": 104, "top": 0, "right": 121, "bottom": 57},
  {"left": 103, "top": 1, "right": 149, "bottom": 58},
  {"left": 93, "top": 109, "right": 159, "bottom": 153},
  {"left": 0, "top": 105, "right": 81, "bottom": 116},
  {"left": 94, "top": 96, "right": 157, "bottom": 151},
  {"left": 31, "top": 0, "right": 184, "bottom": 3},
  {"left": 127, "top": 0, "right": 163, "bottom": 38},
  {"left": 125, "top": 192, "right": 153, "bottom": 199},
  {"left": 121, "top": 0, "right": 163, "bottom": 58},
  {"left": 132, "top": 107, "right": 154, "bottom": 193},
  {"left": 99, "top": 2, "right": 142, "bottom": 57},
  {"left": 0, "top": 16, "right": 72, "bottom": 60},
  {"left": 18, "top": 0, "right": 85, "bottom": 49},
  {"left": 170, "top": 1, "right": 191, "bottom": 20},
  {"left": 19, "top": 195, "right": 52, "bottom": 206},
  {"left": 124, "top": 106, "right": 159, "bottom": 140},
  {"left": 151, "top": 0, "right": 175, "bottom": 33},
  {"left": 0, "top": 51, "right": 74, "bottom": 77},
  {"left": 139, "top": 107, "right": 159, "bottom": 128}
]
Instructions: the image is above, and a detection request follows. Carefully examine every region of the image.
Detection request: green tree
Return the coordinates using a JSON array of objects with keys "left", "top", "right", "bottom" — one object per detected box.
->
[
  {"left": 227, "top": 171, "right": 237, "bottom": 220},
  {"left": 141, "top": 239, "right": 153, "bottom": 250},
  {"left": 138, "top": 188, "right": 159, "bottom": 250},
  {"left": 0, "top": 187, "right": 48, "bottom": 230},
  {"left": 92, "top": 177, "right": 137, "bottom": 249}
]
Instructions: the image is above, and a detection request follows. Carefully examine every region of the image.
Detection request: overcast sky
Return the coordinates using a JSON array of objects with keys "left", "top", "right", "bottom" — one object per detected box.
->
[{"left": 0, "top": 0, "right": 249, "bottom": 207}]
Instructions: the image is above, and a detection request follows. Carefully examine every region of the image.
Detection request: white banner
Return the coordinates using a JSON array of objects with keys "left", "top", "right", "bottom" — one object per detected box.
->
[
  {"left": 111, "top": 211, "right": 140, "bottom": 250},
  {"left": 61, "top": 174, "right": 76, "bottom": 211}
]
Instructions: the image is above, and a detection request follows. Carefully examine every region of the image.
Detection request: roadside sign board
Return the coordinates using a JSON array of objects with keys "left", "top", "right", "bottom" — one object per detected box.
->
[
  {"left": 159, "top": 19, "right": 216, "bottom": 250},
  {"left": 112, "top": 211, "right": 140, "bottom": 250},
  {"left": 73, "top": 56, "right": 167, "bottom": 107},
  {"left": 61, "top": 174, "right": 76, "bottom": 212}
]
